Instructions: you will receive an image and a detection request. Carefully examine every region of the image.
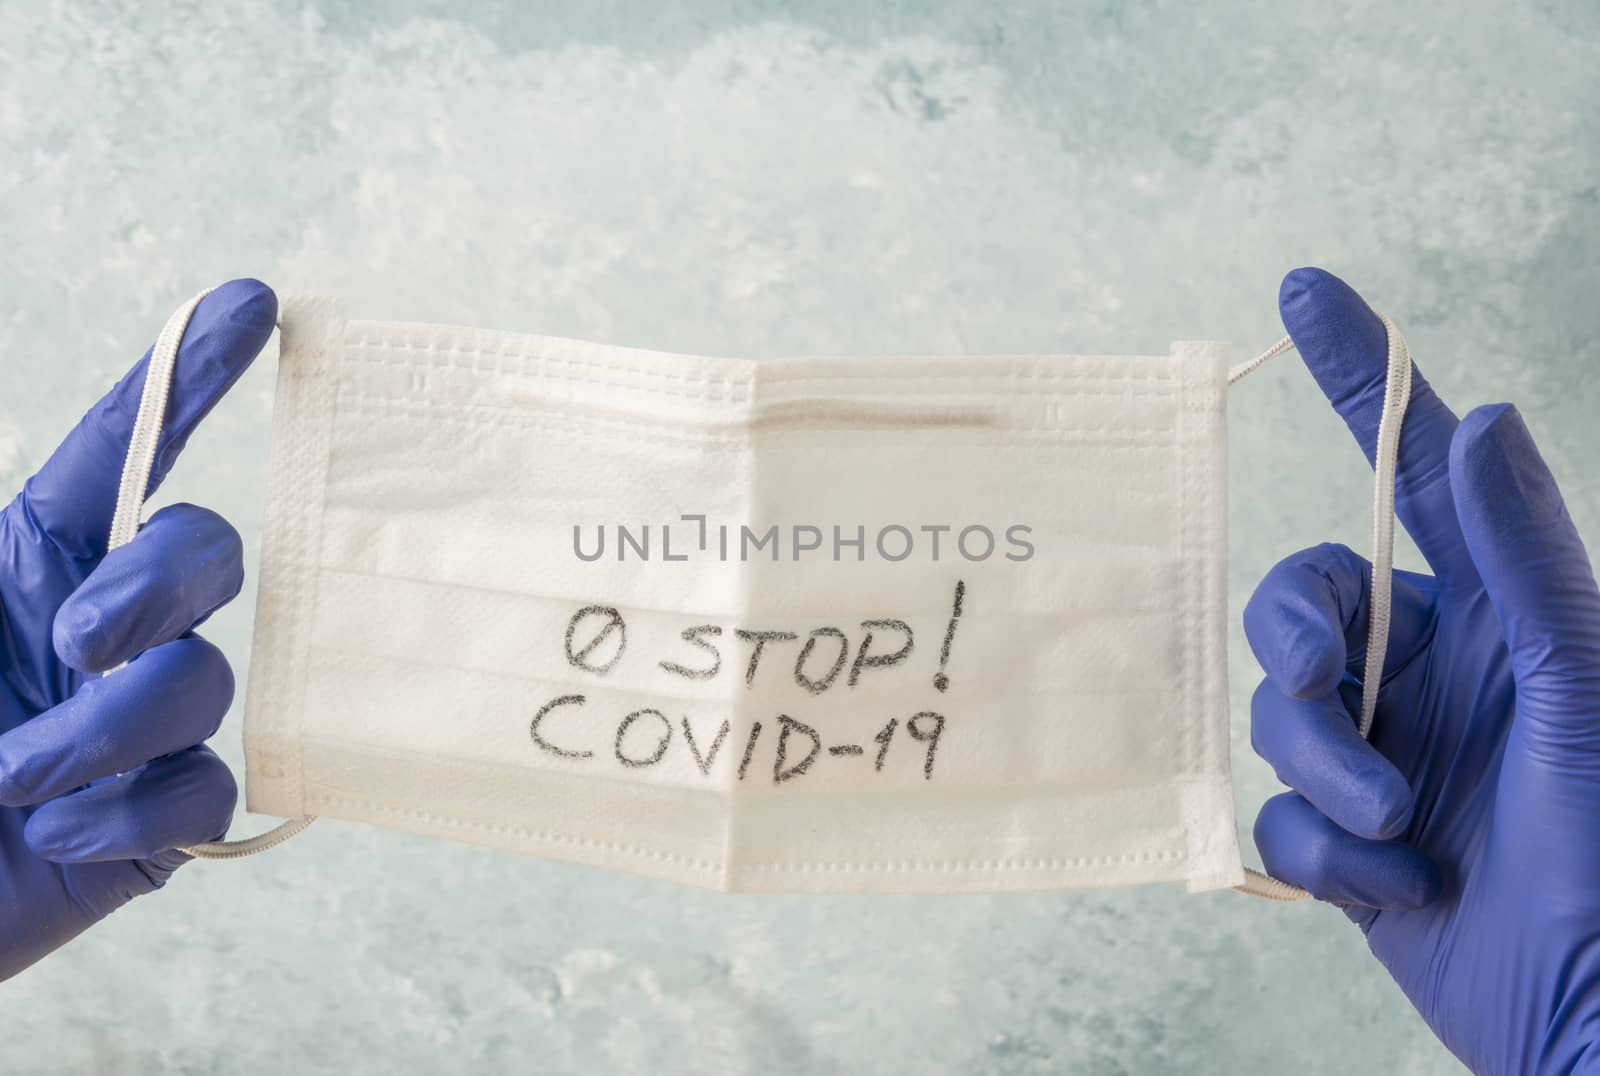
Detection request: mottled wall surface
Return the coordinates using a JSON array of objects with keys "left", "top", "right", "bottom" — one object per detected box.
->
[{"left": 1, "top": 2, "right": 1596, "bottom": 1072}]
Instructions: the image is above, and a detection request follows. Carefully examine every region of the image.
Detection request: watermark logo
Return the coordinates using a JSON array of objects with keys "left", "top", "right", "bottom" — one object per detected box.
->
[{"left": 573, "top": 515, "right": 1034, "bottom": 563}]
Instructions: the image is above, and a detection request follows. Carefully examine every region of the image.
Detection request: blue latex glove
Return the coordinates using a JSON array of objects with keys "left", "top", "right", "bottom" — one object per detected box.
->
[
  {"left": 1247, "top": 267, "right": 1600, "bottom": 1073},
  {"left": 0, "top": 280, "right": 276, "bottom": 980}
]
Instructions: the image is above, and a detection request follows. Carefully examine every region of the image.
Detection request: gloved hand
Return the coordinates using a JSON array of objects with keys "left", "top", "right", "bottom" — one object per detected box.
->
[
  {"left": 0, "top": 280, "right": 276, "bottom": 980},
  {"left": 1247, "top": 267, "right": 1600, "bottom": 1074}
]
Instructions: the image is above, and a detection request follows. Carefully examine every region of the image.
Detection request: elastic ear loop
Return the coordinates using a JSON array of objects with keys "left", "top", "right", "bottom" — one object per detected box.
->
[
  {"left": 1228, "top": 315, "right": 1413, "bottom": 901},
  {"left": 105, "top": 292, "right": 317, "bottom": 860}
]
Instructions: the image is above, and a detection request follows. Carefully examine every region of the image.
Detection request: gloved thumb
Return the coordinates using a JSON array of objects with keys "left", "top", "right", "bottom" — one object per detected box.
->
[{"left": 1450, "top": 403, "right": 1600, "bottom": 753}]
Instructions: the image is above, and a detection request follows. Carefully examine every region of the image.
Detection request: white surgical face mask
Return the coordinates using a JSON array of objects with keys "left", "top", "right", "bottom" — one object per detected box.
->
[{"left": 113, "top": 296, "right": 1413, "bottom": 902}]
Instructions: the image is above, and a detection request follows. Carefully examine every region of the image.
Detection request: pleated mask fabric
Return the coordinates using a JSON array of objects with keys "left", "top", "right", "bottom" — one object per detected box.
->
[{"left": 233, "top": 298, "right": 1245, "bottom": 893}]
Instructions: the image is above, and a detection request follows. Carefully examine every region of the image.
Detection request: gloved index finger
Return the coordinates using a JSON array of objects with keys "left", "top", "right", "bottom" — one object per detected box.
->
[
  {"left": 1279, "top": 267, "right": 1473, "bottom": 584},
  {"left": 18, "top": 279, "right": 277, "bottom": 562}
]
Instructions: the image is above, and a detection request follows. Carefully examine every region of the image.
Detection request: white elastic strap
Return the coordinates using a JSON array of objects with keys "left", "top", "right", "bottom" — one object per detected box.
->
[
  {"left": 1230, "top": 314, "right": 1412, "bottom": 901},
  {"left": 1224, "top": 334, "right": 1297, "bottom": 386},
  {"left": 105, "top": 292, "right": 315, "bottom": 860}
]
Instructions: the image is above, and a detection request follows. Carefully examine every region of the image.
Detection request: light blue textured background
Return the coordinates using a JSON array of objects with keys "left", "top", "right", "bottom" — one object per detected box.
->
[{"left": 1, "top": 2, "right": 1596, "bottom": 1072}]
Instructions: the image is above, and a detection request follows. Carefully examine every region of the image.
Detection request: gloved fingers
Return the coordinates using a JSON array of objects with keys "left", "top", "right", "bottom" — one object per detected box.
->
[
  {"left": 51, "top": 502, "right": 245, "bottom": 673},
  {"left": 1244, "top": 542, "right": 1435, "bottom": 699},
  {"left": 1254, "top": 791, "right": 1442, "bottom": 910},
  {"left": 21, "top": 745, "right": 236, "bottom": 863},
  {"left": 1450, "top": 404, "right": 1600, "bottom": 752},
  {"left": 16, "top": 279, "right": 276, "bottom": 563},
  {"left": 54, "top": 857, "right": 180, "bottom": 924},
  {"left": 0, "top": 635, "right": 233, "bottom": 807},
  {"left": 1278, "top": 268, "right": 1471, "bottom": 583},
  {"left": 1250, "top": 680, "right": 1415, "bottom": 840}
]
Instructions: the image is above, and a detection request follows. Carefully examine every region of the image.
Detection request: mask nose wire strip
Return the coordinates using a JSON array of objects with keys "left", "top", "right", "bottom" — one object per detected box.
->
[
  {"left": 104, "top": 291, "right": 317, "bottom": 860},
  {"left": 1229, "top": 314, "right": 1413, "bottom": 902}
]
